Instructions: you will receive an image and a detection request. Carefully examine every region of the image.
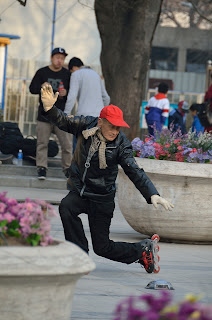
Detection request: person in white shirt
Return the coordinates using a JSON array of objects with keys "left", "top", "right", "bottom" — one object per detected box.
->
[
  {"left": 64, "top": 57, "right": 110, "bottom": 151},
  {"left": 145, "top": 83, "right": 170, "bottom": 136}
]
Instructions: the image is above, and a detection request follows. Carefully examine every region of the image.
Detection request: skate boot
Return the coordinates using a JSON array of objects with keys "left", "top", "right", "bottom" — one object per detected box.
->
[{"left": 138, "top": 234, "right": 160, "bottom": 273}]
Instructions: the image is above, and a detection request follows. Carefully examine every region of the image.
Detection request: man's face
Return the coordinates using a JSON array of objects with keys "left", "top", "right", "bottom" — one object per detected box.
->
[
  {"left": 51, "top": 54, "right": 66, "bottom": 70},
  {"left": 98, "top": 118, "right": 120, "bottom": 141}
]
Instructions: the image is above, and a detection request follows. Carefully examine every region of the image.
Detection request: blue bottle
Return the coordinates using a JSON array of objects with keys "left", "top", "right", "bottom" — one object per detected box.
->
[{"left": 17, "top": 149, "right": 23, "bottom": 166}]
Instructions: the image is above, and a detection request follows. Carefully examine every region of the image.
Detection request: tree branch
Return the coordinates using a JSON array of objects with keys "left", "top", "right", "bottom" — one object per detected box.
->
[
  {"left": 188, "top": 0, "right": 212, "bottom": 23},
  {"left": 17, "top": 0, "right": 27, "bottom": 6},
  {"left": 78, "top": 0, "right": 94, "bottom": 10}
]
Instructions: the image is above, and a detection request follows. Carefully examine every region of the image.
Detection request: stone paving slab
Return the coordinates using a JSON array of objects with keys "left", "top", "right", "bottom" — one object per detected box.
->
[{"left": 50, "top": 201, "right": 212, "bottom": 319}]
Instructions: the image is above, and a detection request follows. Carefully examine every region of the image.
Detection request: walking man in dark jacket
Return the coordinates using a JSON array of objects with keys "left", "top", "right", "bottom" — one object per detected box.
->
[{"left": 41, "top": 84, "right": 174, "bottom": 274}]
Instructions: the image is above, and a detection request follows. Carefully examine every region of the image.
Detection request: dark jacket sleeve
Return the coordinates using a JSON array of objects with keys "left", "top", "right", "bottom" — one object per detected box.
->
[
  {"left": 29, "top": 69, "right": 43, "bottom": 94},
  {"left": 43, "top": 106, "right": 97, "bottom": 136},
  {"left": 117, "top": 136, "right": 159, "bottom": 204}
]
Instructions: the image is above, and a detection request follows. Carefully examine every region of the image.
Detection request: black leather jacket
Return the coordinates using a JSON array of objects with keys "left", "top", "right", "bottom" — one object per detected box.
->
[{"left": 45, "top": 106, "right": 159, "bottom": 202}]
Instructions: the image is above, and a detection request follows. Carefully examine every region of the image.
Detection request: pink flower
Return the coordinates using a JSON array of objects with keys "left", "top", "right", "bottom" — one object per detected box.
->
[
  {"left": 3, "top": 213, "right": 15, "bottom": 223},
  {"left": 0, "top": 203, "right": 7, "bottom": 214},
  {"left": 7, "top": 198, "right": 18, "bottom": 206},
  {"left": 175, "top": 151, "right": 184, "bottom": 162},
  {"left": 165, "top": 143, "right": 170, "bottom": 148},
  {"left": 153, "top": 142, "right": 160, "bottom": 148},
  {"left": 177, "top": 145, "right": 183, "bottom": 150},
  {"left": 0, "top": 192, "right": 58, "bottom": 246},
  {"left": 191, "top": 148, "right": 197, "bottom": 153},
  {"left": 156, "top": 144, "right": 164, "bottom": 150},
  {"left": 145, "top": 137, "right": 151, "bottom": 142},
  {"left": 174, "top": 139, "right": 181, "bottom": 144}
]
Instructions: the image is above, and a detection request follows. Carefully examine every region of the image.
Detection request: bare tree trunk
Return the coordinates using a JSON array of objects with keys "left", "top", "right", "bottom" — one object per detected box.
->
[{"left": 95, "top": 0, "right": 163, "bottom": 141}]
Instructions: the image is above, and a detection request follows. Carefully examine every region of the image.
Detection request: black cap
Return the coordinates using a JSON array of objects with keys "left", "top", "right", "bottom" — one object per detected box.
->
[{"left": 51, "top": 47, "right": 68, "bottom": 57}]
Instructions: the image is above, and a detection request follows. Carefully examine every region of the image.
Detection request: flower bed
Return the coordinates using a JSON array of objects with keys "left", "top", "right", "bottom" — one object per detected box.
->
[
  {"left": 132, "top": 128, "right": 212, "bottom": 163},
  {"left": 113, "top": 291, "right": 212, "bottom": 320},
  {"left": 0, "top": 192, "right": 57, "bottom": 246}
]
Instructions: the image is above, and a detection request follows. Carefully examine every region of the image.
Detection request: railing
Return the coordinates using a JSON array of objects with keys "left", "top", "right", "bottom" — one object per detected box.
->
[
  {"left": 4, "top": 78, "right": 39, "bottom": 136},
  {"left": 3, "top": 79, "right": 205, "bottom": 135},
  {"left": 147, "top": 89, "right": 204, "bottom": 104}
]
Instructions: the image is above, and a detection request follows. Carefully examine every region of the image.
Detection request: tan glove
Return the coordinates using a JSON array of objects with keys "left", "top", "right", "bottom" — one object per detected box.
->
[
  {"left": 41, "top": 84, "right": 59, "bottom": 112},
  {"left": 151, "top": 195, "right": 174, "bottom": 211}
]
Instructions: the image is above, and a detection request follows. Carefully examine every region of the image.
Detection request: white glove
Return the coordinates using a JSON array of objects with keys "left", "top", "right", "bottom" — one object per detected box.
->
[
  {"left": 41, "top": 84, "right": 59, "bottom": 112},
  {"left": 151, "top": 195, "right": 174, "bottom": 211}
]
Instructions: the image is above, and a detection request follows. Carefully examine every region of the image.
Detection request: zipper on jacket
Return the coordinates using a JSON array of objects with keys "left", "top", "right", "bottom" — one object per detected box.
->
[
  {"left": 80, "top": 136, "right": 99, "bottom": 197},
  {"left": 80, "top": 162, "right": 90, "bottom": 197},
  {"left": 80, "top": 184, "right": 86, "bottom": 197}
]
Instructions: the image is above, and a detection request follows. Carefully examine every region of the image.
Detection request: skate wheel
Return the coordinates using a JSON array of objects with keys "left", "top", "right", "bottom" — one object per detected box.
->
[
  {"left": 155, "top": 255, "right": 160, "bottom": 262},
  {"left": 153, "top": 265, "right": 160, "bottom": 273},
  {"left": 154, "top": 245, "right": 160, "bottom": 253},
  {"left": 152, "top": 234, "right": 160, "bottom": 242}
]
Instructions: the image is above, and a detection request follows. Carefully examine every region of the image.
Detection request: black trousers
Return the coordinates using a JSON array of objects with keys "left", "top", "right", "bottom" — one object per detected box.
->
[{"left": 59, "top": 191, "right": 142, "bottom": 264}]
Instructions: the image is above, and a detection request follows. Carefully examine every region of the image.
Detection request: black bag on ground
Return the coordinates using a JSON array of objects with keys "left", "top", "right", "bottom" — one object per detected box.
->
[
  {"left": 0, "top": 135, "right": 23, "bottom": 157},
  {"left": 22, "top": 137, "right": 59, "bottom": 158},
  {"left": 0, "top": 122, "right": 24, "bottom": 156},
  {"left": 47, "top": 139, "right": 59, "bottom": 157},
  {"left": 21, "top": 137, "right": 37, "bottom": 158},
  {"left": 197, "top": 100, "right": 212, "bottom": 127},
  {"left": 0, "top": 121, "right": 59, "bottom": 158},
  {"left": 0, "top": 122, "right": 23, "bottom": 139}
]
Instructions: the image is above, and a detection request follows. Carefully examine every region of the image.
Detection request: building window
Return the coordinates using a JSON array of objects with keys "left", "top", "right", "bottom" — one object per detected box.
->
[
  {"left": 186, "top": 49, "right": 212, "bottom": 73},
  {"left": 150, "top": 47, "right": 178, "bottom": 71}
]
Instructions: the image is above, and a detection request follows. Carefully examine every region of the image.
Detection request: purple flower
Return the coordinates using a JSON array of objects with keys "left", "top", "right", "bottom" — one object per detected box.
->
[
  {"left": 131, "top": 127, "right": 212, "bottom": 163},
  {"left": 113, "top": 292, "right": 212, "bottom": 320}
]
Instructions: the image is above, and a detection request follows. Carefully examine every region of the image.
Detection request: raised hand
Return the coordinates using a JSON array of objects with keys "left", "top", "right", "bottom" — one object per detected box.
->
[{"left": 41, "top": 84, "right": 59, "bottom": 112}]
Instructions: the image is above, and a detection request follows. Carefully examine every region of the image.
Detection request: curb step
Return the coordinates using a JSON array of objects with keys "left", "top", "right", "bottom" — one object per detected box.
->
[
  {"left": 0, "top": 164, "right": 65, "bottom": 178},
  {"left": 0, "top": 175, "right": 67, "bottom": 190},
  {"left": 0, "top": 164, "right": 67, "bottom": 190}
]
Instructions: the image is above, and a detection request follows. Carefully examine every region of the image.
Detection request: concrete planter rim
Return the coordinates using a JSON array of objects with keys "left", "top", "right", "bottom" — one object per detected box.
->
[
  {"left": 119, "top": 157, "right": 212, "bottom": 178},
  {"left": 0, "top": 239, "right": 96, "bottom": 276}
]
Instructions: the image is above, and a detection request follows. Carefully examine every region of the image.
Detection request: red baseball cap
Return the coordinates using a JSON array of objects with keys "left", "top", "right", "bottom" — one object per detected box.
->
[
  {"left": 99, "top": 105, "right": 130, "bottom": 128},
  {"left": 178, "top": 101, "right": 189, "bottom": 112}
]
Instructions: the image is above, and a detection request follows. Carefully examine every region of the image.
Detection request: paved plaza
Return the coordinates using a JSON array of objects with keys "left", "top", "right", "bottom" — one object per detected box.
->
[{"left": 1, "top": 186, "right": 212, "bottom": 320}]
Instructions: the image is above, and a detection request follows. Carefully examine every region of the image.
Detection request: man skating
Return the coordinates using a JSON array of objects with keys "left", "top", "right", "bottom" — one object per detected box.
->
[{"left": 41, "top": 84, "right": 174, "bottom": 273}]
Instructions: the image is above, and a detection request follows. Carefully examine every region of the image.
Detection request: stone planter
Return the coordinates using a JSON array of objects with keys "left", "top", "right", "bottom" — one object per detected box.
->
[
  {"left": 118, "top": 158, "right": 212, "bottom": 243},
  {"left": 0, "top": 240, "right": 95, "bottom": 320}
]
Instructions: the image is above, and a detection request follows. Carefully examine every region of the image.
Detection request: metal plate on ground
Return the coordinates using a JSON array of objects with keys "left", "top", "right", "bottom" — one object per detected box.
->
[{"left": 145, "top": 279, "right": 175, "bottom": 290}]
